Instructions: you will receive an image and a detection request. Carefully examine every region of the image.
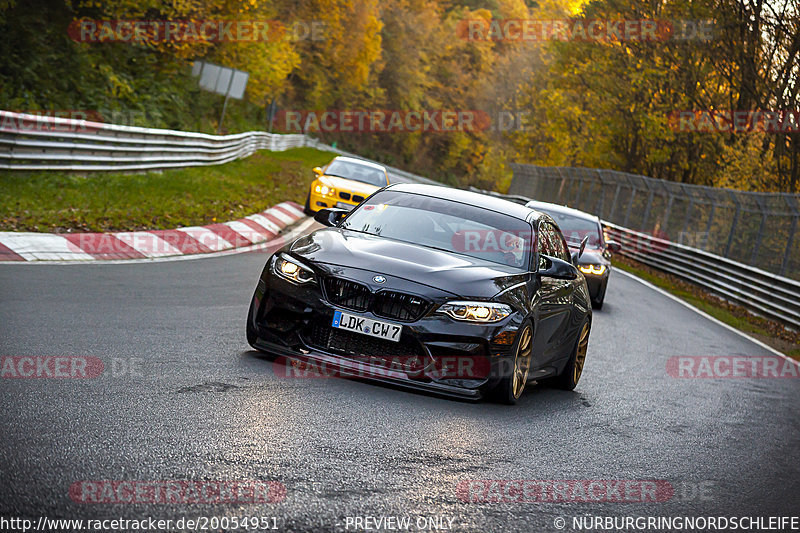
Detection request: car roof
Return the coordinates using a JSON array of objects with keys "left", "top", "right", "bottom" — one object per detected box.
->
[
  {"left": 386, "top": 183, "right": 540, "bottom": 223},
  {"left": 524, "top": 199, "right": 600, "bottom": 223},
  {"left": 331, "top": 156, "right": 387, "bottom": 172}
]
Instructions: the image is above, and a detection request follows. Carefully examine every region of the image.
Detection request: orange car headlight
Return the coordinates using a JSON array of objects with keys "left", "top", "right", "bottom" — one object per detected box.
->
[
  {"left": 436, "top": 301, "right": 512, "bottom": 323},
  {"left": 274, "top": 254, "right": 315, "bottom": 284},
  {"left": 579, "top": 264, "right": 607, "bottom": 276}
]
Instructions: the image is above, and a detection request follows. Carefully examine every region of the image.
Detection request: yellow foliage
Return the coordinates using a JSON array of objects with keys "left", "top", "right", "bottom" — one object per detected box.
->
[
  {"left": 495, "top": 0, "right": 528, "bottom": 20},
  {"left": 213, "top": 40, "right": 300, "bottom": 102},
  {"left": 712, "top": 135, "right": 777, "bottom": 192}
]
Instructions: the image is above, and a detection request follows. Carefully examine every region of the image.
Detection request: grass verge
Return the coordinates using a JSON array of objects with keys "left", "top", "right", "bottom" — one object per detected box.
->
[
  {"left": 613, "top": 255, "right": 800, "bottom": 360},
  {"left": 0, "top": 147, "right": 334, "bottom": 233}
]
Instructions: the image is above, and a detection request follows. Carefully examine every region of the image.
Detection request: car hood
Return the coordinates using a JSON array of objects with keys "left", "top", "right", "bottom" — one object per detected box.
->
[
  {"left": 320, "top": 175, "right": 381, "bottom": 196},
  {"left": 289, "top": 228, "right": 528, "bottom": 299}
]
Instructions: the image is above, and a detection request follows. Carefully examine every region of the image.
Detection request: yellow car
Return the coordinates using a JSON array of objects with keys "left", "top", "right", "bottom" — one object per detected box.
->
[{"left": 304, "top": 156, "right": 390, "bottom": 215}]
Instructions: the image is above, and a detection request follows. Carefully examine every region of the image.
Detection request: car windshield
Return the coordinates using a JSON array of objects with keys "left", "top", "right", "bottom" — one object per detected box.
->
[
  {"left": 325, "top": 160, "right": 387, "bottom": 186},
  {"left": 540, "top": 210, "right": 602, "bottom": 247},
  {"left": 341, "top": 190, "right": 532, "bottom": 269}
]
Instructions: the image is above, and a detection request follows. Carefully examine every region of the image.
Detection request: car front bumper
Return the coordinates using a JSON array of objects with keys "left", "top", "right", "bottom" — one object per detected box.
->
[
  {"left": 246, "top": 258, "right": 525, "bottom": 399},
  {"left": 251, "top": 338, "right": 484, "bottom": 400},
  {"left": 308, "top": 190, "right": 359, "bottom": 213},
  {"left": 582, "top": 270, "right": 609, "bottom": 299}
]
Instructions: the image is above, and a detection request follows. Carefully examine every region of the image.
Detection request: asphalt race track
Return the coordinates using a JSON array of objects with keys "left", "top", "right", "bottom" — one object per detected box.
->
[{"left": 1, "top": 222, "right": 798, "bottom": 532}]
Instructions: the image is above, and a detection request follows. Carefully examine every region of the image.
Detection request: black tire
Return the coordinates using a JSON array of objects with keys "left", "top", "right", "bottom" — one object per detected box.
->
[
  {"left": 303, "top": 193, "right": 314, "bottom": 216},
  {"left": 591, "top": 281, "right": 606, "bottom": 310},
  {"left": 492, "top": 321, "right": 534, "bottom": 405},
  {"left": 552, "top": 319, "right": 590, "bottom": 391}
]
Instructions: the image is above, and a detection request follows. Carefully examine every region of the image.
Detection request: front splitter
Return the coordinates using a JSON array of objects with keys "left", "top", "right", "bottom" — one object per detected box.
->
[{"left": 253, "top": 338, "right": 483, "bottom": 401}]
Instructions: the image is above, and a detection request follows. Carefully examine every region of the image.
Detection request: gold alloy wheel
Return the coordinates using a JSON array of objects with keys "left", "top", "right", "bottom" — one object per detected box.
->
[
  {"left": 511, "top": 325, "right": 533, "bottom": 399},
  {"left": 574, "top": 322, "right": 590, "bottom": 383}
]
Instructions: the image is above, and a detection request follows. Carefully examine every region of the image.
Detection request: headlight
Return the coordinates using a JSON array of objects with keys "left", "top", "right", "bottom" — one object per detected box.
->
[
  {"left": 579, "top": 264, "right": 607, "bottom": 276},
  {"left": 436, "top": 301, "right": 512, "bottom": 323},
  {"left": 315, "top": 184, "right": 335, "bottom": 196},
  {"left": 273, "top": 254, "right": 315, "bottom": 284}
]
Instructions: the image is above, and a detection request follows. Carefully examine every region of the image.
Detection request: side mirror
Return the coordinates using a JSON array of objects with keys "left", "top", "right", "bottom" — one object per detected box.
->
[
  {"left": 573, "top": 235, "right": 589, "bottom": 265},
  {"left": 538, "top": 255, "right": 577, "bottom": 280},
  {"left": 312, "top": 166, "right": 324, "bottom": 176},
  {"left": 314, "top": 208, "right": 348, "bottom": 227},
  {"left": 606, "top": 240, "right": 621, "bottom": 253}
]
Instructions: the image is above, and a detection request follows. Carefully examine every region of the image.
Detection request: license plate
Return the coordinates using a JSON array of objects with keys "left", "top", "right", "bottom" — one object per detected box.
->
[
  {"left": 335, "top": 202, "right": 354, "bottom": 210},
  {"left": 332, "top": 311, "right": 402, "bottom": 342}
]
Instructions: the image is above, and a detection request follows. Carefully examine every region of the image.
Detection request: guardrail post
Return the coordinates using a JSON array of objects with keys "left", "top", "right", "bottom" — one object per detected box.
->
[
  {"left": 679, "top": 184, "right": 695, "bottom": 245},
  {"left": 702, "top": 193, "right": 716, "bottom": 251},
  {"left": 573, "top": 170, "right": 584, "bottom": 207},
  {"left": 594, "top": 170, "right": 605, "bottom": 217},
  {"left": 640, "top": 182, "right": 655, "bottom": 232},
  {"left": 555, "top": 167, "right": 569, "bottom": 203},
  {"left": 724, "top": 192, "right": 741, "bottom": 258},
  {"left": 623, "top": 175, "right": 637, "bottom": 228},
  {"left": 661, "top": 192, "right": 675, "bottom": 237},
  {"left": 750, "top": 196, "right": 768, "bottom": 264}
]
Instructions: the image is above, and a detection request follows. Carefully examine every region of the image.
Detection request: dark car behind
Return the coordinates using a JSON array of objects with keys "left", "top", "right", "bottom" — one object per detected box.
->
[{"left": 525, "top": 200, "right": 620, "bottom": 309}]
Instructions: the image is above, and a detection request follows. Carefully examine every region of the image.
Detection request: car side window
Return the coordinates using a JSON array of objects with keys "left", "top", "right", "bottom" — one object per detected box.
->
[
  {"left": 540, "top": 222, "right": 569, "bottom": 264},
  {"left": 537, "top": 222, "right": 553, "bottom": 269},
  {"left": 549, "top": 223, "right": 571, "bottom": 262}
]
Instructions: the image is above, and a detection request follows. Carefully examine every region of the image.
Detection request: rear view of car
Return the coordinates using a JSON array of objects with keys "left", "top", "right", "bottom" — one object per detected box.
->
[
  {"left": 525, "top": 200, "right": 621, "bottom": 309},
  {"left": 304, "top": 156, "right": 390, "bottom": 215}
]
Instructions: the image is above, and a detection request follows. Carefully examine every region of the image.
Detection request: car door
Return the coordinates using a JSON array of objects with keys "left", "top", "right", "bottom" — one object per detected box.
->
[{"left": 534, "top": 221, "right": 575, "bottom": 365}]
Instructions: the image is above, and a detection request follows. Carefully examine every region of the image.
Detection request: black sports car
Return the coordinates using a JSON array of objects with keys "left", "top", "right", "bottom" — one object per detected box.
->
[
  {"left": 525, "top": 200, "right": 621, "bottom": 310},
  {"left": 247, "top": 184, "right": 592, "bottom": 403}
]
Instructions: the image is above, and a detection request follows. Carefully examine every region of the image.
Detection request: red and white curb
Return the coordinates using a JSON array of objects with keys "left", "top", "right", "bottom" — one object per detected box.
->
[{"left": 0, "top": 201, "right": 307, "bottom": 263}]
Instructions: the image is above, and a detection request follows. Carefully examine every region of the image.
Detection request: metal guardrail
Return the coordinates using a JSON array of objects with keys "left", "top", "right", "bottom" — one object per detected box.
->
[
  {"left": 0, "top": 110, "right": 309, "bottom": 171},
  {"left": 0, "top": 110, "right": 441, "bottom": 186},
  {"left": 472, "top": 187, "right": 800, "bottom": 330},
  {"left": 603, "top": 222, "right": 800, "bottom": 330}
]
